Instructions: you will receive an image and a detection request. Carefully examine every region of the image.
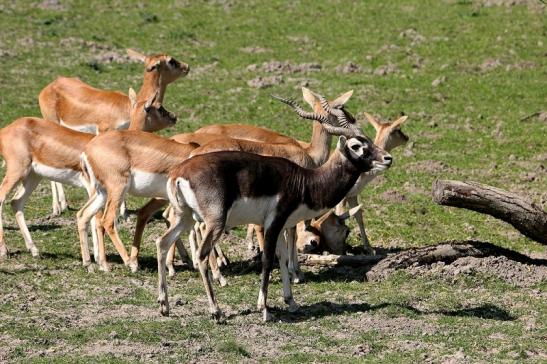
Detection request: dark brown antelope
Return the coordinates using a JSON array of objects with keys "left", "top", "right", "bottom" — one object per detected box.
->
[{"left": 156, "top": 135, "right": 392, "bottom": 322}]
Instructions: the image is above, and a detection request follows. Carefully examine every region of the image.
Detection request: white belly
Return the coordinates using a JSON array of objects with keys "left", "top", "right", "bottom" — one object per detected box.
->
[
  {"left": 32, "top": 162, "right": 83, "bottom": 187},
  {"left": 60, "top": 120, "right": 98, "bottom": 135},
  {"left": 225, "top": 196, "right": 279, "bottom": 229},
  {"left": 114, "top": 119, "right": 130, "bottom": 130},
  {"left": 128, "top": 170, "right": 168, "bottom": 198},
  {"left": 284, "top": 203, "right": 327, "bottom": 229}
]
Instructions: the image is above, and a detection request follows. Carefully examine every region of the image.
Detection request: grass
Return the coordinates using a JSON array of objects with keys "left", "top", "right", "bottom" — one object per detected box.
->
[{"left": 0, "top": 0, "right": 546, "bottom": 362}]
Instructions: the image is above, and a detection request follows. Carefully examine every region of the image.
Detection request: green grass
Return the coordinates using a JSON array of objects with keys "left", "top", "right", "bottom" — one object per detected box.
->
[{"left": 0, "top": 0, "right": 546, "bottom": 362}]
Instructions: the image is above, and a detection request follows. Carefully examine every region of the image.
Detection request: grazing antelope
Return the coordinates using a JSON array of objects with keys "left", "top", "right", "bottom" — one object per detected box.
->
[
  {"left": 296, "top": 205, "right": 362, "bottom": 255},
  {"left": 130, "top": 88, "right": 359, "bottom": 276},
  {"left": 157, "top": 135, "right": 392, "bottom": 322},
  {"left": 335, "top": 113, "right": 409, "bottom": 254},
  {"left": 38, "top": 49, "right": 188, "bottom": 216},
  {"left": 0, "top": 92, "right": 174, "bottom": 264}
]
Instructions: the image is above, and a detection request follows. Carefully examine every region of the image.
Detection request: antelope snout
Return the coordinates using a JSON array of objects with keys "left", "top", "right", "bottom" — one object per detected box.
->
[
  {"left": 382, "top": 154, "right": 393, "bottom": 166},
  {"left": 181, "top": 63, "right": 190, "bottom": 75}
]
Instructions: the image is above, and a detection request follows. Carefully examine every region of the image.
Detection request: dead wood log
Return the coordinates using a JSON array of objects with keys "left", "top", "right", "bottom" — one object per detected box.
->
[
  {"left": 432, "top": 180, "right": 547, "bottom": 244},
  {"left": 298, "top": 253, "right": 383, "bottom": 267},
  {"left": 364, "top": 240, "right": 546, "bottom": 282}
]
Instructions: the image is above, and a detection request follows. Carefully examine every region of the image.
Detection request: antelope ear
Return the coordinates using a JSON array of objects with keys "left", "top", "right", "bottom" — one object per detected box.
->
[
  {"left": 337, "top": 136, "right": 347, "bottom": 150},
  {"left": 331, "top": 90, "right": 353, "bottom": 108},
  {"left": 144, "top": 90, "right": 159, "bottom": 111},
  {"left": 363, "top": 112, "right": 382, "bottom": 131},
  {"left": 146, "top": 60, "right": 161, "bottom": 72},
  {"left": 302, "top": 87, "right": 317, "bottom": 109},
  {"left": 338, "top": 204, "right": 362, "bottom": 220},
  {"left": 389, "top": 115, "right": 408, "bottom": 130},
  {"left": 128, "top": 88, "right": 138, "bottom": 109},
  {"left": 126, "top": 48, "right": 147, "bottom": 62}
]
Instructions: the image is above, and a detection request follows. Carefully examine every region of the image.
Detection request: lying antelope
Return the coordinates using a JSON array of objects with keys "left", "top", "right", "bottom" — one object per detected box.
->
[
  {"left": 0, "top": 92, "right": 175, "bottom": 264},
  {"left": 38, "top": 48, "right": 188, "bottom": 216},
  {"left": 131, "top": 88, "right": 359, "bottom": 277},
  {"left": 296, "top": 205, "right": 362, "bottom": 255},
  {"left": 157, "top": 135, "right": 392, "bottom": 322}
]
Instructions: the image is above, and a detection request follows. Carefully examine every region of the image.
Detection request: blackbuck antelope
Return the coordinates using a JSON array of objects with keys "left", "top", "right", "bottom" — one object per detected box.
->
[
  {"left": 334, "top": 112, "right": 409, "bottom": 254},
  {"left": 296, "top": 205, "right": 362, "bottom": 255},
  {"left": 131, "top": 88, "right": 361, "bottom": 277},
  {"left": 198, "top": 87, "right": 359, "bottom": 279},
  {"left": 38, "top": 49, "right": 188, "bottom": 216},
  {"left": 0, "top": 95, "right": 175, "bottom": 264},
  {"left": 157, "top": 135, "right": 392, "bottom": 322}
]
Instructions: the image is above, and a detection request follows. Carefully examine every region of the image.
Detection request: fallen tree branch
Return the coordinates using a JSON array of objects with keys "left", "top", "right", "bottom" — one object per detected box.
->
[
  {"left": 432, "top": 179, "right": 547, "bottom": 244},
  {"left": 298, "top": 253, "right": 383, "bottom": 267}
]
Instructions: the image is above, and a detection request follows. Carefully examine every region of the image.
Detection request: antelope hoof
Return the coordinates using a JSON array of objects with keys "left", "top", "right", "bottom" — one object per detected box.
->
[
  {"left": 99, "top": 262, "right": 111, "bottom": 273},
  {"left": 159, "top": 302, "right": 170, "bottom": 317},
  {"left": 51, "top": 207, "right": 61, "bottom": 217},
  {"left": 30, "top": 247, "right": 40, "bottom": 259},
  {"left": 286, "top": 298, "right": 300, "bottom": 313},
  {"left": 262, "top": 308, "right": 273, "bottom": 322},
  {"left": 0, "top": 246, "right": 8, "bottom": 259},
  {"left": 86, "top": 264, "right": 95, "bottom": 273},
  {"left": 128, "top": 260, "right": 139, "bottom": 273},
  {"left": 168, "top": 266, "right": 176, "bottom": 278},
  {"left": 292, "top": 271, "right": 305, "bottom": 284},
  {"left": 218, "top": 276, "right": 228, "bottom": 287},
  {"left": 210, "top": 310, "right": 224, "bottom": 323}
]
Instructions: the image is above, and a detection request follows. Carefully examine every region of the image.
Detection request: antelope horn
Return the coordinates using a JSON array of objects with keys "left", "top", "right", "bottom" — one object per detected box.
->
[
  {"left": 317, "top": 94, "right": 334, "bottom": 113},
  {"left": 316, "top": 93, "right": 352, "bottom": 128},
  {"left": 271, "top": 94, "right": 330, "bottom": 124},
  {"left": 315, "top": 210, "right": 334, "bottom": 225},
  {"left": 321, "top": 122, "right": 362, "bottom": 138}
]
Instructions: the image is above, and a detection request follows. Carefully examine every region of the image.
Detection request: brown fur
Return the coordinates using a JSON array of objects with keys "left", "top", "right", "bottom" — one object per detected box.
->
[
  {"left": 38, "top": 50, "right": 189, "bottom": 133},
  {"left": 0, "top": 118, "right": 94, "bottom": 260}
]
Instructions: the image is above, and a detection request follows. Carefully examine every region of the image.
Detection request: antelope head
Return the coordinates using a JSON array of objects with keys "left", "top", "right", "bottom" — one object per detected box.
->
[
  {"left": 297, "top": 205, "right": 362, "bottom": 254},
  {"left": 128, "top": 88, "right": 177, "bottom": 132},
  {"left": 272, "top": 89, "right": 365, "bottom": 138},
  {"left": 364, "top": 112, "right": 409, "bottom": 152},
  {"left": 127, "top": 48, "right": 190, "bottom": 84}
]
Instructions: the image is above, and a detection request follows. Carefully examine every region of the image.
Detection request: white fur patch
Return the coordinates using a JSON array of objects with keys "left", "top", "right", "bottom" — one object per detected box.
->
[
  {"left": 284, "top": 204, "right": 328, "bottom": 229},
  {"left": 60, "top": 120, "right": 98, "bottom": 135},
  {"left": 31, "top": 162, "right": 83, "bottom": 187},
  {"left": 225, "top": 196, "right": 279, "bottom": 229},
  {"left": 128, "top": 170, "right": 168, "bottom": 198},
  {"left": 114, "top": 119, "right": 130, "bottom": 130},
  {"left": 177, "top": 178, "right": 203, "bottom": 220}
]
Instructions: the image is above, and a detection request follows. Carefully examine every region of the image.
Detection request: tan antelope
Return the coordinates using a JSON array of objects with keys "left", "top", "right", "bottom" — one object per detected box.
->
[
  {"left": 130, "top": 89, "right": 359, "bottom": 278},
  {"left": 334, "top": 113, "right": 409, "bottom": 254},
  {"left": 38, "top": 49, "right": 188, "bottom": 216},
  {"left": 156, "top": 135, "right": 392, "bottom": 322},
  {"left": 0, "top": 92, "right": 175, "bottom": 264},
  {"left": 296, "top": 204, "right": 362, "bottom": 255}
]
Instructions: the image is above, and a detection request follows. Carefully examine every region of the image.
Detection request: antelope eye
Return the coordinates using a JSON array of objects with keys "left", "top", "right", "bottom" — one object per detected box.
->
[
  {"left": 350, "top": 144, "right": 361, "bottom": 151},
  {"left": 168, "top": 58, "right": 176, "bottom": 66}
]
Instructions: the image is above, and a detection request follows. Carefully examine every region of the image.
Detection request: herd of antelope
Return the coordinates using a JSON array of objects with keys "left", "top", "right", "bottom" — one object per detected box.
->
[{"left": 0, "top": 49, "right": 409, "bottom": 322}]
